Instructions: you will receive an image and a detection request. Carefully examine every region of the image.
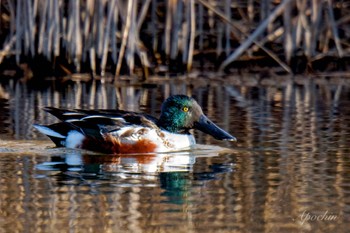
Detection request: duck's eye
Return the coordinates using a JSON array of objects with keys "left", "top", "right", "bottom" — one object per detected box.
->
[{"left": 182, "top": 106, "right": 189, "bottom": 112}]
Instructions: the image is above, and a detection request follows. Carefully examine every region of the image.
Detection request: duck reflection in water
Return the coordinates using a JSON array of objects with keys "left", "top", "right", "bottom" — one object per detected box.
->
[{"left": 36, "top": 148, "right": 234, "bottom": 204}]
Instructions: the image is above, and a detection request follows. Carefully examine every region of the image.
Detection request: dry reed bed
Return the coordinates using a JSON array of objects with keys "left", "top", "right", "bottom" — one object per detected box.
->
[{"left": 0, "top": 0, "right": 349, "bottom": 78}]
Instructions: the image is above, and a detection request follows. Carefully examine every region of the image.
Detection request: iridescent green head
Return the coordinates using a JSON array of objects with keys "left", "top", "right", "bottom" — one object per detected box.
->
[{"left": 157, "top": 95, "right": 236, "bottom": 141}]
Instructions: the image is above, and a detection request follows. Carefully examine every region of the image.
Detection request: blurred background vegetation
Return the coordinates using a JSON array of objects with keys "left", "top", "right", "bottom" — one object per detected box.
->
[{"left": 0, "top": 0, "right": 349, "bottom": 80}]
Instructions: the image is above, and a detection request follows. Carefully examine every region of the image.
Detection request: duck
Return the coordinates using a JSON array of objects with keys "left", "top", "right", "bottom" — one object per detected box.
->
[{"left": 33, "top": 95, "right": 236, "bottom": 154}]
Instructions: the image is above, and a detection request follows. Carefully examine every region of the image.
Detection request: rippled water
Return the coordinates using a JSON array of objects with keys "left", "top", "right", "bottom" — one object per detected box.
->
[{"left": 1, "top": 76, "right": 350, "bottom": 232}]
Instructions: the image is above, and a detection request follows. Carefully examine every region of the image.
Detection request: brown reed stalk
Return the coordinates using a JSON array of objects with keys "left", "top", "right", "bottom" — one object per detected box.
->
[
  {"left": 7, "top": 0, "right": 16, "bottom": 37},
  {"left": 115, "top": 0, "right": 134, "bottom": 79},
  {"left": 151, "top": 0, "right": 158, "bottom": 52},
  {"left": 74, "top": 0, "right": 82, "bottom": 71},
  {"left": 15, "top": 0, "right": 22, "bottom": 63},
  {"left": 101, "top": 0, "right": 117, "bottom": 76},
  {"left": 249, "top": 27, "right": 284, "bottom": 54},
  {"left": 187, "top": 0, "right": 196, "bottom": 71},
  {"left": 0, "top": 35, "right": 16, "bottom": 63},
  {"left": 47, "top": 0, "right": 54, "bottom": 58},
  {"left": 217, "top": 25, "right": 223, "bottom": 55},
  {"left": 136, "top": 0, "right": 152, "bottom": 77},
  {"left": 137, "top": 0, "right": 152, "bottom": 32},
  {"left": 82, "top": 0, "right": 93, "bottom": 62},
  {"left": 182, "top": 0, "right": 190, "bottom": 64},
  {"left": 326, "top": 0, "right": 344, "bottom": 57},
  {"left": 308, "top": 0, "right": 322, "bottom": 59},
  {"left": 25, "top": 0, "right": 35, "bottom": 56},
  {"left": 198, "top": 3, "right": 204, "bottom": 52},
  {"left": 110, "top": 2, "right": 119, "bottom": 64},
  {"left": 127, "top": 0, "right": 136, "bottom": 74},
  {"left": 224, "top": 0, "right": 231, "bottom": 55},
  {"left": 247, "top": 0, "right": 254, "bottom": 23},
  {"left": 170, "top": 0, "right": 182, "bottom": 60},
  {"left": 96, "top": 0, "right": 105, "bottom": 58},
  {"left": 283, "top": 0, "right": 294, "bottom": 64},
  {"left": 53, "top": 0, "right": 60, "bottom": 57},
  {"left": 165, "top": 0, "right": 173, "bottom": 58},
  {"left": 39, "top": 0, "right": 49, "bottom": 57}
]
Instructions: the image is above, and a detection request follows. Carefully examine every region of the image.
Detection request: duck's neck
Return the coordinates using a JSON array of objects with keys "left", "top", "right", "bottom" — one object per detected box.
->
[
  {"left": 157, "top": 117, "right": 189, "bottom": 134},
  {"left": 157, "top": 118, "right": 177, "bottom": 133}
]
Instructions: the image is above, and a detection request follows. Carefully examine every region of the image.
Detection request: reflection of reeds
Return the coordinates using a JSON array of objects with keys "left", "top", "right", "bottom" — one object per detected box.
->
[{"left": 0, "top": 0, "right": 349, "bottom": 76}]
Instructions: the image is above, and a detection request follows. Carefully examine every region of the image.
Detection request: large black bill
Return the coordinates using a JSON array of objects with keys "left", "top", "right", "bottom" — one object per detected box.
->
[{"left": 194, "top": 115, "right": 237, "bottom": 141}]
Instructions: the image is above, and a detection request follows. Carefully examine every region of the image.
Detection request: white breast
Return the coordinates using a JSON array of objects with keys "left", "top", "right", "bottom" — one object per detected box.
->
[{"left": 110, "top": 126, "right": 196, "bottom": 152}]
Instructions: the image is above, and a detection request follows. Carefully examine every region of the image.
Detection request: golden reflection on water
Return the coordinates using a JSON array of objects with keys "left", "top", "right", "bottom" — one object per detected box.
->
[{"left": 1, "top": 76, "right": 350, "bottom": 232}]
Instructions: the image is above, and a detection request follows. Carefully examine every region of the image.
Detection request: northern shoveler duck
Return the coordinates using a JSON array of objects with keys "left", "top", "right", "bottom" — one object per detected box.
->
[{"left": 34, "top": 95, "right": 236, "bottom": 154}]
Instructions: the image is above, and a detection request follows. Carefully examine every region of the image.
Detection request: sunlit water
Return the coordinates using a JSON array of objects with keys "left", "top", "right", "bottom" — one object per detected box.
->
[{"left": 0, "top": 76, "right": 350, "bottom": 232}]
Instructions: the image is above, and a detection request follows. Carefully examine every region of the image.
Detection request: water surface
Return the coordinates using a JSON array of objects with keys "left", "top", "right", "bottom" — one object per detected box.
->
[{"left": 0, "top": 76, "right": 350, "bottom": 232}]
